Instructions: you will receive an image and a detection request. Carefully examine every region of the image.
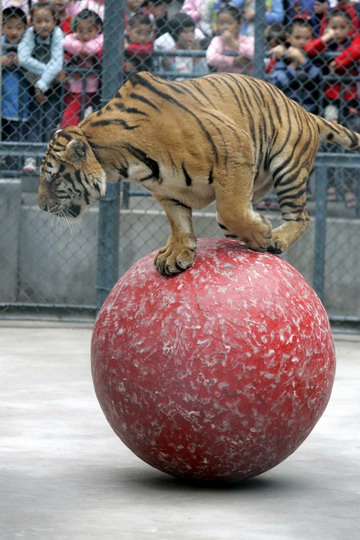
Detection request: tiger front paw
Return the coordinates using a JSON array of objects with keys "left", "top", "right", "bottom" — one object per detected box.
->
[
  {"left": 244, "top": 215, "right": 273, "bottom": 252},
  {"left": 154, "top": 240, "right": 196, "bottom": 275}
]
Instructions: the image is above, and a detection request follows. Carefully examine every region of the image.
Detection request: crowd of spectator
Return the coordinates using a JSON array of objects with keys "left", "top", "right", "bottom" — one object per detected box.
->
[{"left": 1, "top": 0, "right": 360, "bottom": 206}]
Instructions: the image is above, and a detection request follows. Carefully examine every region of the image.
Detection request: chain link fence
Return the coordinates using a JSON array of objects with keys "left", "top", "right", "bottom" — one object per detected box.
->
[{"left": 0, "top": 0, "right": 359, "bottom": 330}]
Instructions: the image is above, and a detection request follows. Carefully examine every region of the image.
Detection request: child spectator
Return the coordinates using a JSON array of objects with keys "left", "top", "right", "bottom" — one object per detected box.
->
[
  {"left": 127, "top": 0, "right": 147, "bottom": 16},
  {"left": 60, "top": 8, "right": 103, "bottom": 127},
  {"left": 318, "top": 1, "right": 360, "bottom": 37},
  {"left": 284, "top": 1, "right": 330, "bottom": 37},
  {"left": 51, "top": 0, "right": 73, "bottom": 34},
  {"left": 124, "top": 0, "right": 151, "bottom": 31},
  {"left": 124, "top": 12, "right": 154, "bottom": 79},
  {"left": 1, "top": 7, "right": 30, "bottom": 169},
  {"left": 269, "top": 18, "right": 321, "bottom": 113},
  {"left": 142, "top": 0, "right": 169, "bottom": 39},
  {"left": 305, "top": 10, "right": 360, "bottom": 124},
  {"left": 306, "top": 9, "right": 360, "bottom": 207},
  {"left": 156, "top": 13, "right": 209, "bottom": 79},
  {"left": 18, "top": 2, "right": 65, "bottom": 171},
  {"left": 265, "top": 22, "right": 286, "bottom": 73},
  {"left": 206, "top": 6, "right": 254, "bottom": 74},
  {"left": 182, "top": 0, "right": 283, "bottom": 40},
  {"left": 230, "top": 0, "right": 284, "bottom": 37},
  {"left": 181, "top": 0, "right": 219, "bottom": 39},
  {"left": 154, "top": 12, "right": 205, "bottom": 52}
]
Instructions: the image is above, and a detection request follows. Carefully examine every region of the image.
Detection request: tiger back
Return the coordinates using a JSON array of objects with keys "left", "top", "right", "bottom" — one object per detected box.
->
[{"left": 38, "top": 72, "right": 360, "bottom": 275}]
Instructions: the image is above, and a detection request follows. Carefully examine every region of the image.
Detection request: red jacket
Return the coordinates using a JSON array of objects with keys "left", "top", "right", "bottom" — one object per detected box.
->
[
  {"left": 60, "top": 17, "right": 72, "bottom": 35},
  {"left": 305, "top": 35, "right": 360, "bottom": 101},
  {"left": 125, "top": 42, "right": 153, "bottom": 61}
]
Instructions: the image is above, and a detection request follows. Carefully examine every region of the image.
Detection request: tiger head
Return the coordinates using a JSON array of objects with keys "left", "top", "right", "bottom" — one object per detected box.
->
[{"left": 38, "top": 127, "right": 107, "bottom": 220}]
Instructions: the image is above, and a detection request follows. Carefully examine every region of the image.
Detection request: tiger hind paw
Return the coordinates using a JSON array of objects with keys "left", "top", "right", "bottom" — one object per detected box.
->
[{"left": 154, "top": 243, "right": 196, "bottom": 275}]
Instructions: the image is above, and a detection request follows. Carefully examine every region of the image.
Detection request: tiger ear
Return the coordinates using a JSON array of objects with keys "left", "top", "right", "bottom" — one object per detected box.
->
[{"left": 66, "top": 139, "right": 86, "bottom": 162}]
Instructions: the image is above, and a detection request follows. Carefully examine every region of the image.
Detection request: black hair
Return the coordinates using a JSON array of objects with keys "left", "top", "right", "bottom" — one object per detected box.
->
[
  {"left": 142, "top": 0, "right": 171, "bottom": 5},
  {"left": 2, "top": 7, "right": 27, "bottom": 26},
  {"left": 128, "top": 12, "right": 153, "bottom": 29},
  {"left": 166, "top": 13, "right": 195, "bottom": 40},
  {"left": 30, "top": 2, "right": 56, "bottom": 19},
  {"left": 328, "top": 9, "right": 353, "bottom": 24},
  {"left": 217, "top": 5, "right": 242, "bottom": 24},
  {"left": 74, "top": 8, "right": 103, "bottom": 32},
  {"left": 266, "top": 23, "right": 286, "bottom": 45},
  {"left": 286, "top": 17, "right": 313, "bottom": 35}
]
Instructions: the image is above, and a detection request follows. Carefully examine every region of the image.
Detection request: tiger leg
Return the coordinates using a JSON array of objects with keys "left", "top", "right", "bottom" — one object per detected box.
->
[
  {"left": 216, "top": 214, "right": 240, "bottom": 240},
  {"left": 215, "top": 155, "right": 273, "bottom": 252},
  {"left": 268, "top": 167, "right": 311, "bottom": 254},
  {"left": 153, "top": 196, "right": 196, "bottom": 275}
]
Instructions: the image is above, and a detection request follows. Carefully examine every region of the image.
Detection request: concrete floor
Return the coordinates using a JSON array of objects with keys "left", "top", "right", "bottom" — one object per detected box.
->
[{"left": 0, "top": 323, "right": 359, "bottom": 540}]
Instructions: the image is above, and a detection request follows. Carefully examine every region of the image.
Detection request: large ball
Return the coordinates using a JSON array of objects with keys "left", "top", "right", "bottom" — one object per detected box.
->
[{"left": 91, "top": 238, "right": 336, "bottom": 482}]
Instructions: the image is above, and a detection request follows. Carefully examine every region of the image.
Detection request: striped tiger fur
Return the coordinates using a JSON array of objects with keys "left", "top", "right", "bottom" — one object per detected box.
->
[{"left": 38, "top": 71, "right": 360, "bottom": 275}]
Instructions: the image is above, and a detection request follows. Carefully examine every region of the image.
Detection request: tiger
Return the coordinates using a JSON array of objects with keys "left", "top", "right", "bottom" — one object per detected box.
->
[{"left": 38, "top": 71, "right": 360, "bottom": 275}]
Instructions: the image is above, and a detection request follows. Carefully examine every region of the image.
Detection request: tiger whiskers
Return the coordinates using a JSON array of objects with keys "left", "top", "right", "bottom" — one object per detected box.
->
[
  {"left": 61, "top": 210, "right": 76, "bottom": 235},
  {"left": 51, "top": 204, "right": 77, "bottom": 234}
]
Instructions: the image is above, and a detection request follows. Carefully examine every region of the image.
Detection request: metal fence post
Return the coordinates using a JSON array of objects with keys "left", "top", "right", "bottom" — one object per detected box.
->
[
  {"left": 96, "top": 0, "right": 125, "bottom": 312},
  {"left": 313, "top": 161, "right": 328, "bottom": 301},
  {"left": 253, "top": 0, "right": 266, "bottom": 80}
]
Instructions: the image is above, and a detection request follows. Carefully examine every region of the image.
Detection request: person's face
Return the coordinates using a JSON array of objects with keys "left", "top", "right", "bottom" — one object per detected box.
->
[
  {"left": 148, "top": 1, "right": 167, "bottom": 19},
  {"left": 287, "top": 25, "right": 312, "bottom": 50},
  {"left": 32, "top": 8, "right": 56, "bottom": 39},
  {"left": 3, "top": 16, "right": 26, "bottom": 44},
  {"left": 76, "top": 19, "right": 99, "bottom": 42},
  {"left": 127, "top": 23, "right": 153, "bottom": 44},
  {"left": 176, "top": 26, "right": 195, "bottom": 48},
  {"left": 51, "top": 0, "right": 71, "bottom": 14},
  {"left": 328, "top": 15, "right": 351, "bottom": 42},
  {"left": 127, "top": 0, "right": 144, "bottom": 12},
  {"left": 217, "top": 12, "right": 239, "bottom": 36}
]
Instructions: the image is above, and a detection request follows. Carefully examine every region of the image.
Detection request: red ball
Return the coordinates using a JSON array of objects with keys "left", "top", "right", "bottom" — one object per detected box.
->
[{"left": 91, "top": 238, "right": 336, "bottom": 482}]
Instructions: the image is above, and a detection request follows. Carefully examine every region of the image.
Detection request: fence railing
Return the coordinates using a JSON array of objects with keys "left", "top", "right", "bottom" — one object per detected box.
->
[{"left": 1, "top": 0, "right": 359, "bottom": 331}]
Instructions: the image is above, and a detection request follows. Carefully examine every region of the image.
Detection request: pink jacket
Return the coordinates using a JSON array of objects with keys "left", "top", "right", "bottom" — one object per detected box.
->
[
  {"left": 64, "top": 33, "right": 103, "bottom": 94},
  {"left": 181, "top": 0, "right": 214, "bottom": 37},
  {"left": 181, "top": 0, "right": 203, "bottom": 24},
  {"left": 206, "top": 35, "right": 254, "bottom": 73}
]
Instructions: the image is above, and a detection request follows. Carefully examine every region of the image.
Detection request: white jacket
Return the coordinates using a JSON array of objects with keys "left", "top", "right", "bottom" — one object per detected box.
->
[{"left": 18, "top": 26, "right": 64, "bottom": 93}]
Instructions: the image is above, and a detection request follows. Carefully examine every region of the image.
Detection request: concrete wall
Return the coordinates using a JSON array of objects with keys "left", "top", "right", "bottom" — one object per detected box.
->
[
  {"left": 17, "top": 205, "right": 98, "bottom": 305},
  {"left": 0, "top": 180, "right": 21, "bottom": 302},
  {"left": 118, "top": 208, "right": 360, "bottom": 318},
  {"left": 1, "top": 179, "right": 359, "bottom": 318}
]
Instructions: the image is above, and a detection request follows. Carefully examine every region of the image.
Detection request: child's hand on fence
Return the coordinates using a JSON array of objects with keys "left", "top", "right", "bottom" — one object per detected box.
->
[
  {"left": 56, "top": 70, "right": 67, "bottom": 83},
  {"left": 270, "top": 44, "right": 287, "bottom": 60},
  {"left": 287, "top": 46, "right": 306, "bottom": 65},
  {"left": 78, "top": 48, "right": 90, "bottom": 58},
  {"left": 12, "top": 53, "right": 19, "bottom": 66},
  {"left": 34, "top": 87, "right": 46, "bottom": 103},
  {"left": 7, "top": 51, "right": 18, "bottom": 66},
  {"left": 221, "top": 30, "right": 239, "bottom": 50},
  {"left": 322, "top": 27, "right": 336, "bottom": 43},
  {"left": 124, "top": 59, "right": 138, "bottom": 73},
  {"left": 233, "top": 56, "right": 252, "bottom": 69},
  {"left": 1, "top": 53, "right": 17, "bottom": 67},
  {"left": 243, "top": 9, "right": 255, "bottom": 22},
  {"left": 328, "top": 60, "right": 338, "bottom": 74}
]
